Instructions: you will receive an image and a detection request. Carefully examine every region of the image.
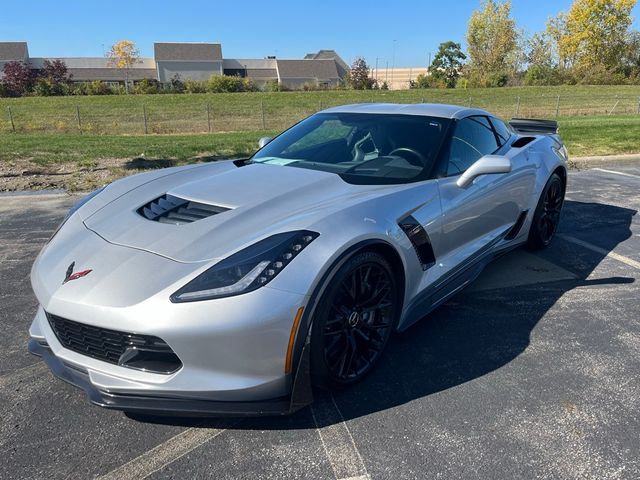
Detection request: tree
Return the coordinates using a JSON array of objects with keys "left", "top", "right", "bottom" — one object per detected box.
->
[
  {"left": 42, "top": 59, "right": 71, "bottom": 84},
  {"left": 348, "top": 58, "right": 375, "bottom": 90},
  {"left": 106, "top": 40, "right": 141, "bottom": 93},
  {"left": 466, "top": 0, "right": 518, "bottom": 85},
  {"left": 34, "top": 59, "right": 71, "bottom": 96},
  {"left": 430, "top": 41, "right": 466, "bottom": 88},
  {"left": 621, "top": 30, "right": 640, "bottom": 77},
  {"left": 547, "top": 0, "right": 636, "bottom": 71},
  {"left": 1, "top": 61, "right": 34, "bottom": 96}
]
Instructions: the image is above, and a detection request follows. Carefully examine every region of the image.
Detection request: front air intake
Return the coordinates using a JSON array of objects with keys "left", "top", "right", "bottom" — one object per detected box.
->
[
  {"left": 138, "top": 194, "right": 229, "bottom": 225},
  {"left": 46, "top": 313, "right": 182, "bottom": 374}
]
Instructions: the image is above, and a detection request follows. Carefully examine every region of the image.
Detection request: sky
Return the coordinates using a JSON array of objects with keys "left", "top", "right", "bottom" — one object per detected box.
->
[{"left": 2, "top": 0, "right": 640, "bottom": 67}]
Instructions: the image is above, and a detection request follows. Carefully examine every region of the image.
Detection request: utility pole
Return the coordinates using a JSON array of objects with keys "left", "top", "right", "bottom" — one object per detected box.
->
[{"left": 428, "top": 52, "right": 432, "bottom": 73}]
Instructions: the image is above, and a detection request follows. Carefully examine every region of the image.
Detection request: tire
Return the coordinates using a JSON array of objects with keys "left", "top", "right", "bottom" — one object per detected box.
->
[
  {"left": 527, "top": 172, "right": 565, "bottom": 250},
  {"left": 310, "top": 251, "right": 400, "bottom": 390}
]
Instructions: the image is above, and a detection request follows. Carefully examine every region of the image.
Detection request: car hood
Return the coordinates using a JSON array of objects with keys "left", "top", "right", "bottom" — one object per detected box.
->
[{"left": 84, "top": 162, "right": 381, "bottom": 263}]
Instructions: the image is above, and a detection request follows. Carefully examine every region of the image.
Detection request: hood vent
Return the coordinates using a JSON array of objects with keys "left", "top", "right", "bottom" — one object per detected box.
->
[{"left": 138, "top": 194, "right": 229, "bottom": 225}]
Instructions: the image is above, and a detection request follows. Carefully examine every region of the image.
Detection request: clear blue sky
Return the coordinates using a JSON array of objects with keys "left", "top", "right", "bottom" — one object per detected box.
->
[{"left": 3, "top": 0, "right": 639, "bottom": 67}]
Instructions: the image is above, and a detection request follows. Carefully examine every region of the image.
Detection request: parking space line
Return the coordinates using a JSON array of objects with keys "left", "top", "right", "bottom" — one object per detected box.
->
[
  {"left": 558, "top": 234, "right": 640, "bottom": 270},
  {"left": 97, "top": 425, "right": 228, "bottom": 480},
  {"left": 591, "top": 168, "right": 640, "bottom": 179},
  {"left": 311, "top": 394, "right": 370, "bottom": 480}
]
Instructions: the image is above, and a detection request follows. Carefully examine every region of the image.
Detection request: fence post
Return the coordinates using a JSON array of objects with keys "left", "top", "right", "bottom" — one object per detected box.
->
[
  {"left": 76, "top": 105, "right": 82, "bottom": 132},
  {"left": 7, "top": 107, "right": 15, "bottom": 133},
  {"left": 555, "top": 95, "right": 560, "bottom": 118},
  {"left": 421, "top": 97, "right": 425, "bottom": 103},
  {"left": 143, "top": 105, "right": 148, "bottom": 134},
  {"left": 206, "top": 103, "right": 212, "bottom": 133},
  {"left": 515, "top": 96, "right": 521, "bottom": 117},
  {"left": 260, "top": 100, "right": 266, "bottom": 130},
  {"left": 467, "top": 96, "right": 472, "bottom": 107},
  {"left": 608, "top": 98, "right": 619, "bottom": 116},
  {"left": 318, "top": 99, "right": 322, "bottom": 111},
  {"left": 636, "top": 97, "right": 640, "bottom": 115}
]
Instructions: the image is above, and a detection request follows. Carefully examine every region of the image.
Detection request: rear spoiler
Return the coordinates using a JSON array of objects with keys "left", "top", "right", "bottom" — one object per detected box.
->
[{"left": 509, "top": 118, "right": 558, "bottom": 135}]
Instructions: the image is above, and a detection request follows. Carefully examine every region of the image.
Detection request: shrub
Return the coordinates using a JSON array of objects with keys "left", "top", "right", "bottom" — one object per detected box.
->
[
  {"left": 412, "top": 73, "right": 445, "bottom": 89},
  {"left": 87, "top": 80, "right": 112, "bottom": 95},
  {"left": 206, "top": 75, "right": 258, "bottom": 93},
  {"left": 133, "top": 78, "right": 160, "bottom": 94},
  {"left": 524, "top": 65, "right": 562, "bottom": 86},
  {"left": 184, "top": 79, "right": 207, "bottom": 93}
]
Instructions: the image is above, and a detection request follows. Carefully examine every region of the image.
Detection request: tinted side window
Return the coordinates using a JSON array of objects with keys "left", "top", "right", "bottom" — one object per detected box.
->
[
  {"left": 490, "top": 117, "right": 512, "bottom": 147},
  {"left": 446, "top": 116, "right": 500, "bottom": 175}
]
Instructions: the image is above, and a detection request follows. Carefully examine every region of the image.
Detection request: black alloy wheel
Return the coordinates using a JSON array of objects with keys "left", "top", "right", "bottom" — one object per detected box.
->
[
  {"left": 311, "top": 251, "right": 400, "bottom": 389},
  {"left": 528, "top": 172, "right": 565, "bottom": 249}
]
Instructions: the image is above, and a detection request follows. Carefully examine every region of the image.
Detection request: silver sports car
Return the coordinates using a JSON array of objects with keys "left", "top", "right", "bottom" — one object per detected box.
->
[{"left": 28, "top": 103, "right": 567, "bottom": 416}]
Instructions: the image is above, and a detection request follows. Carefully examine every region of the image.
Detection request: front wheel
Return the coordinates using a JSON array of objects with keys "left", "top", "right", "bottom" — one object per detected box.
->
[
  {"left": 527, "top": 172, "right": 565, "bottom": 250},
  {"left": 310, "top": 251, "right": 400, "bottom": 390}
]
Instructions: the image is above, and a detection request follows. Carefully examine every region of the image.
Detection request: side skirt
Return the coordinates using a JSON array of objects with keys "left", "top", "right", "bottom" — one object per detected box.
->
[{"left": 398, "top": 231, "right": 524, "bottom": 332}]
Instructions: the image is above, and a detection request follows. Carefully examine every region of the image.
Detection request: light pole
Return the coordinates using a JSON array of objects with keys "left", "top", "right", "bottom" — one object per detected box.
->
[
  {"left": 391, "top": 39, "right": 396, "bottom": 90},
  {"left": 375, "top": 57, "right": 379, "bottom": 84}
]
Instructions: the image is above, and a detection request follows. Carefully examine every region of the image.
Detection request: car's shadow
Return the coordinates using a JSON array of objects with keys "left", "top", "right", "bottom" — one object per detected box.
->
[{"left": 129, "top": 200, "right": 636, "bottom": 429}]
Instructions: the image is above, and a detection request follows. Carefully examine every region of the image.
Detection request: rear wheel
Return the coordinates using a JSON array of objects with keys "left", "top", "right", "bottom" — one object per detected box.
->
[
  {"left": 527, "top": 172, "right": 565, "bottom": 250},
  {"left": 310, "top": 251, "right": 400, "bottom": 390}
]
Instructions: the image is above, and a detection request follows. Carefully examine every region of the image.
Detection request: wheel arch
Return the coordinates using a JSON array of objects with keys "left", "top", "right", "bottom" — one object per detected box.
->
[{"left": 289, "top": 238, "right": 407, "bottom": 383}]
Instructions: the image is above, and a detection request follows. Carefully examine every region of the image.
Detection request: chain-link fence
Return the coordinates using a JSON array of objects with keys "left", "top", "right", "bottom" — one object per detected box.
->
[{"left": 1, "top": 91, "right": 639, "bottom": 135}]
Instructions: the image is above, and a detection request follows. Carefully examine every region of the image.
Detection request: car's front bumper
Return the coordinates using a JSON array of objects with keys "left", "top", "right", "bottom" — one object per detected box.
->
[{"left": 28, "top": 337, "right": 313, "bottom": 416}]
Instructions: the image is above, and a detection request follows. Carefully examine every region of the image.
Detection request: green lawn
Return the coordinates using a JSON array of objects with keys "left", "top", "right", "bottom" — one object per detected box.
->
[
  {"left": 1, "top": 85, "right": 639, "bottom": 135},
  {"left": 0, "top": 115, "right": 638, "bottom": 166}
]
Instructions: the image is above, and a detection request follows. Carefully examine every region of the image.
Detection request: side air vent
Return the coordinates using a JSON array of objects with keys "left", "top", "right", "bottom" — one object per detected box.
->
[
  {"left": 398, "top": 215, "right": 436, "bottom": 270},
  {"left": 505, "top": 210, "right": 529, "bottom": 240},
  {"left": 511, "top": 136, "right": 535, "bottom": 148},
  {"left": 138, "top": 194, "right": 229, "bottom": 225}
]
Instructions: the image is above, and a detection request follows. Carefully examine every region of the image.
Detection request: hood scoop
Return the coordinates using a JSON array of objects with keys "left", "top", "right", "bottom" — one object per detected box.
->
[{"left": 138, "top": 194, "right": 230, "bottom": 225}]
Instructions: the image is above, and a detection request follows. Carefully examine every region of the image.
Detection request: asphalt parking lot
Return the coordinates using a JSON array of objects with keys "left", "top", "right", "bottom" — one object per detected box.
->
[{"left": 1, "top": 164, "right": 639, "bottom": 480}]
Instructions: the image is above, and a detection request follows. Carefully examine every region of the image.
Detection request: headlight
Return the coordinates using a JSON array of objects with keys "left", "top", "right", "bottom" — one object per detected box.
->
[
  {"left": 170, "top": 230, "right": 319, "bottom": 302},
  {"left": 49, "top": 186, "right": 106, "bottom": 241}
]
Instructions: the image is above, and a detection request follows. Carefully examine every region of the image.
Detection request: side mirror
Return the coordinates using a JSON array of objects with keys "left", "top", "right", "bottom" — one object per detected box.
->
[
  {"left": 258, "top": 137, "right": 272, "bottom": 149},
  {"left": 456, "top": 155, "right": 512, "bottom": 188}
]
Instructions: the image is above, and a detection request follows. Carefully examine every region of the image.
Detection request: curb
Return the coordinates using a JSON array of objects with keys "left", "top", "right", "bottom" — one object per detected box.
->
[{"left": 570, "top": 153, "right": 640, "bottom": 169}]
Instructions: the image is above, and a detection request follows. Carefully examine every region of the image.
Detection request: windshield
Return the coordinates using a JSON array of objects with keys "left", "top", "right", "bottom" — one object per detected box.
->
[{"left": 252, "top": 112, "right": 451, "bottom": 184}]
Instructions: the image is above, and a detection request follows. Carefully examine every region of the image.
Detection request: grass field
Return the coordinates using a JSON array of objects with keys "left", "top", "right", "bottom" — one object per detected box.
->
[
  {"left": 1, "top": 85, "right": 639, "bottom": 135},
  {"left": 1, "top": 86, "right": 639, "bottom": 191}
]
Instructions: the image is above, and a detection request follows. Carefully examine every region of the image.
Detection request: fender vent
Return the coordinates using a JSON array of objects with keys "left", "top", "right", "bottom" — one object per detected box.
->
[
  {"left": 138, "top": 194, "right": 229, "bottom": 225},
  {"left": 505, "top": 210, "right": 529, "bottom": 240},
  {"left": 398, "top": 215, "right": 436, "bottom": 270}
]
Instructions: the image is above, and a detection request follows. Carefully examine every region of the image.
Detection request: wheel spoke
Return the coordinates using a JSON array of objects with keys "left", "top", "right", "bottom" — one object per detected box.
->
[{"left": 322, "top": 260, "right": 397, "bottom": 381}]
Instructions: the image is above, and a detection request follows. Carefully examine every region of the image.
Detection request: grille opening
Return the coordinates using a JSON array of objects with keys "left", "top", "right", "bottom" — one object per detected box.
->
[
  {"left": 46, "top": 313, "right": 182, "bottom": 374},
  {"left": 138, "top": 194, "right": 229, "bottom": 225}
]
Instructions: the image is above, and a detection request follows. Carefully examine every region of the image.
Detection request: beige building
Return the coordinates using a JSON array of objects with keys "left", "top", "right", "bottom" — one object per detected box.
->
[
  {"left": 370, "top": 67, "right": 429, "bottom": 90},
  {"left": 0, "top": 41, "right": 347, "bottom": 90}
]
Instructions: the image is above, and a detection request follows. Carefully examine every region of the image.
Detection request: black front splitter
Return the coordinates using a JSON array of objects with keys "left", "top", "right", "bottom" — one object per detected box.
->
[{"left": 28, "top": 339, "right": 313, "bottom": 417}]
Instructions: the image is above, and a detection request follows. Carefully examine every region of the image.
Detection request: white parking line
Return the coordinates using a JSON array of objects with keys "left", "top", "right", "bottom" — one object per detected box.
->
[
  {"left": 591, "top": 168, "right": 640, "bottom": 179},
  {"left": 97, "top": 425, "right": 228, "bottom": 480},
  {"left": 558, "top": 234, "right": 640, "bottom": 270},
  {"left": 311, "top": 394, "right": 370, "bottom": 480}
]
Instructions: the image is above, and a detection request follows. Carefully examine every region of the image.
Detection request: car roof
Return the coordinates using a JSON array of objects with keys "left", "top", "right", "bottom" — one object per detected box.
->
[{"left": 322, "top": 103, "right": 491, "bottom": 120}]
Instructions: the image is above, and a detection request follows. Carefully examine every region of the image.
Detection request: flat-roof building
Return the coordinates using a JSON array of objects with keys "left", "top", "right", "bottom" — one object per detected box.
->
[{"left": 0, "top": 41, "right": 347, "bottom": 89}]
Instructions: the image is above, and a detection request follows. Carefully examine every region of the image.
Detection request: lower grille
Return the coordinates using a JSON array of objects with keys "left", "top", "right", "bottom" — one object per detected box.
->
[{"left": 46, "top": 313, "right": 181, "bottom": 374}]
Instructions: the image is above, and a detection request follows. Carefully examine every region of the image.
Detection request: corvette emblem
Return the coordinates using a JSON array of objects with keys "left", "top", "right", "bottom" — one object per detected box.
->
[{"left": 63, "top": 261, "right": 92, "bottom": 284}]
